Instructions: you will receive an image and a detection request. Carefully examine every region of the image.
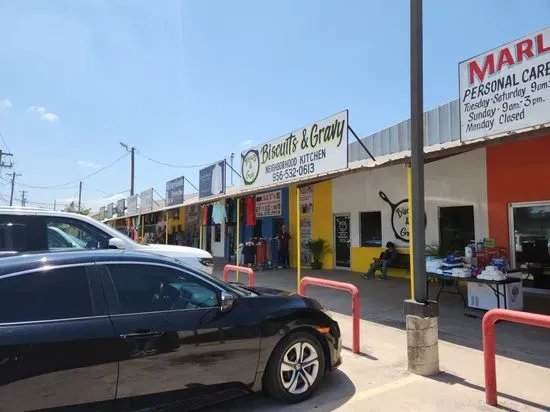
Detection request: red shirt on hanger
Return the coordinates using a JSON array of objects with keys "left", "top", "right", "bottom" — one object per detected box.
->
[{"left": 245, "top": 196, "right": 256, "bottom": 226}]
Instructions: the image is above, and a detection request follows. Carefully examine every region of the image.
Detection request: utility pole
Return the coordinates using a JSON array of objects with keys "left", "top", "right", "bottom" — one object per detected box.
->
[
  {"left": 53, "top": 200, "right": 56, "bottom": 211},
  {"left": 78, "top": 181, "right": 83, "bottom": 213},
  {"left": 9, "top": 172, "right": 21, "bottom": 206},
  {"left": 0, "top": 150, "right": 13, "bottom": 172},
  {"left": 403, "top": 0, "right": 439, "bottom": 378},
  {"left": 130, "top": 147, "right": 135, "bottom": 196},
  {"left": 20, "top": 190, "right": 27, "bottom": 207}
]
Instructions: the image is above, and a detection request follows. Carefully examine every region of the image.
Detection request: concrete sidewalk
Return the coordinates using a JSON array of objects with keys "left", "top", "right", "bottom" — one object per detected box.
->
[
  {"left": 215, "top": 263, "right": 550, "bottom": 369},
  {"left": 208, "top": 313, "right": 550, "bottom": 411}
]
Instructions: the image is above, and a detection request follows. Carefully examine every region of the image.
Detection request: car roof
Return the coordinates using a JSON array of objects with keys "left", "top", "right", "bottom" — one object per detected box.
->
[
  {"left": 0, "top": 206, "right": 91, "bottom": 218},
  {"left": 0, "top": 250, "right": 185, "bottom": 276}
]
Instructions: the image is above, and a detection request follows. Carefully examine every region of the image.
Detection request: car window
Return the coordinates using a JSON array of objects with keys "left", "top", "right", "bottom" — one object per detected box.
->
[
  {"left": 0, "top": 216, "right": 27, "bottom": 253},
  {"left": 107, "top": 264, "right": 220, "bottom": 314},
  {"left": 0, "top": 266, "right": 94, "bottom": 323},
  {"left": 46, "top": 217, "right": 111, "bottom": 250}
]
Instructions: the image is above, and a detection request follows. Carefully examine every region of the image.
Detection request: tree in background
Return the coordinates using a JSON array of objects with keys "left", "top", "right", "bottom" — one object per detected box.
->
[{"left": 63, "top": 200, "right": 91, "bottom": 216}]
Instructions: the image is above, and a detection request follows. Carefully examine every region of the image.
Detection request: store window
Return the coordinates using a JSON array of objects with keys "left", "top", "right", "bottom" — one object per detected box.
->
[
  {"left": 510, "top": 203, "right": 550, "bottom": 290},
  {"left": 438, "top": 206, "right": 475, "bottom": 256},
  {"left": 360, "top": 212, "right": 382, "bottom": 247}
]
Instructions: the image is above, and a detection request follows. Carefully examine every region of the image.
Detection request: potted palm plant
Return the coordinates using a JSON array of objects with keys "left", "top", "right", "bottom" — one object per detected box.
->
[{"left": 307, "top": 238, "right": 331, "bottom": 270}]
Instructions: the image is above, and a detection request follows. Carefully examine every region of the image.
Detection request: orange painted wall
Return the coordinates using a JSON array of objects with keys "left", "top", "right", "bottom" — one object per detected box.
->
[{"left": 486, "top": 134, "right": 550, "bottom": 254}]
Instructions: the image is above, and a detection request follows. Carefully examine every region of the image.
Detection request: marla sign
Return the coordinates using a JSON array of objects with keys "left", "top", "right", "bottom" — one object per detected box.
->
[
  {"left": 241, "top": 111, "right": 348, "bottom": 189},
  {"left": 459, "top": 27, "right": 550, "bottom": 141}
]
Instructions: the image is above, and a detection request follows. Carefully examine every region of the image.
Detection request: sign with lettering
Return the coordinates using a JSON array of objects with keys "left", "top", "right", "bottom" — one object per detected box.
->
[
  {"left": 300, "top": 185, "right": 313, "bottom": 214},
  {"left": 99, "top": 206, "right": 106, "bottom": 221},
  {"left": 199, "top": 160, "right": 226, "bottom": 199},
  {"left": 241, "top": 111, "right": 348, "bottom": 190},
  {"left": 166, "top": 176, "right": 184, "bottom": 207},
  {"left": 255, "top": 190, "right": 282, "bottom": 218},
  {"left": 106, "top": 203, "right": 114, "bottom": 219},
  {"left": 379, "top": 191, "right": 426, "bottom": 243},
  {"left": 459, "top": 27, "right": 550, "bottom": 141}
]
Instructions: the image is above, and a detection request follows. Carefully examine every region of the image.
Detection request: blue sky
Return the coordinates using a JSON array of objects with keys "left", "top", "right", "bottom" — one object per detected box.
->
[{"left": 0, "top": 0, "right": 548, "bottom": 211}]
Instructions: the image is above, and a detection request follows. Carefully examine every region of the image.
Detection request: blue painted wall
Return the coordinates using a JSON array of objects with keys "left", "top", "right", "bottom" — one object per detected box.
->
[{"left": 239, "top": 187, "right": 289, "bottom": 242}]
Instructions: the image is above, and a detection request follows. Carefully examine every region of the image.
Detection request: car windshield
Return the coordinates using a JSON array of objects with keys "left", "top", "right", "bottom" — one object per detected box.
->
[{"left": 181, "top": 263, "right": 256, "bottom": 297}]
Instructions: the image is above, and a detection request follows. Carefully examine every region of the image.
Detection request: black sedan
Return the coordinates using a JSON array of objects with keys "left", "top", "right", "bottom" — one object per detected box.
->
[{"left": 0, "top": 250, "right": 342, "bottom": 411}]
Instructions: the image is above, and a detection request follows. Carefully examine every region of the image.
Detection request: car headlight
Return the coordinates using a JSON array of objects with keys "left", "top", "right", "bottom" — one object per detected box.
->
[{"left": 199, "top": 257, "right": 214, "bottom": 267}]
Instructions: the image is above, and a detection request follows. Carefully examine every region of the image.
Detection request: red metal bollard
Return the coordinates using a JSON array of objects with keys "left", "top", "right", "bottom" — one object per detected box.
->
[
  {"left": 223, "top": 264, "right": 255, "bottom": 286},
  {"left": 299, "top": 276, "right": 361, "bottom": 354},
  {"left": 482, "top": 308, "right": 550, "bottom": 406}
]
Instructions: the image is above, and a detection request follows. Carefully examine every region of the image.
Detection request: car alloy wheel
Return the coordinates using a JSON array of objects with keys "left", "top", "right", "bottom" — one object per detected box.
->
[
  {"left": 264, "top": 331, "right": 326, "bottom": 403},
  {"left": 280, "top": 342, "right": 320, "bottom": 395}
]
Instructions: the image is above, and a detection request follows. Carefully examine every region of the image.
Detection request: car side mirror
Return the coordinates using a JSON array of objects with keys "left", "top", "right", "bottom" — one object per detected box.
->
[
  {"left": 108, "top": 238, "right": 126, "bottom": 250},
  {"left": 220, "top": 292, "right": 235, "bottom": 313}
]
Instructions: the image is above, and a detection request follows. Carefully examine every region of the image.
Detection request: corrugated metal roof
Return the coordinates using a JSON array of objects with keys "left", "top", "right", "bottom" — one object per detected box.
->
[{"left": 348, "top": 100, "right": 460, "bottom": 162}]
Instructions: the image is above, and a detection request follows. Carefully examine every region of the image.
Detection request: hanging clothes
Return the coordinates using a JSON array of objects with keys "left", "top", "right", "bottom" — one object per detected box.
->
[
  {"left": 211, "top": 162, "right": 223, "bottom": 195},
  {"left": 212, "top": 203, "right": 227, "bottom": 224},
  {"left": 202, "top": 206, "right": 209, "bottom": 226},
  {"left": 245, "top": 196, "right": 256, "bottom": 226}
]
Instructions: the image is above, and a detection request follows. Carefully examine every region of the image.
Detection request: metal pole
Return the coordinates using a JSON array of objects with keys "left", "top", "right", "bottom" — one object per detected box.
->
[
  {"left": 130, "top": 147, "right": 135, "bottom": 196},
  {"left": 410, "top": 0, "right": 426, "bottom": 303},
  {"left": 407, "top": 165, "right": 415, "bottom": 300},
  {"left": 236, "top": 198, "right": 240, "bottom": 282},
  {"left": 78, "top": 181, "right": 82, "bottom": 213},
  {"left": 296, "top": 186, "right": 301, "bottom": 292},
  {"left": 9, "top": 173, "right": 20, "bottom": 206},
  {"left": 165, "top": 211, "right": 169, "bottom": 244}
]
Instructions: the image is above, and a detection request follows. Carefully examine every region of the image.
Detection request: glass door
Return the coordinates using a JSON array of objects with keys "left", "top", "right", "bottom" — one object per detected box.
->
[
  {"left": 509, "top": 202, "right": 550, "bottom": 292},
  {"left": 334, "top": 214, "right": 351, "bottom": 269}
]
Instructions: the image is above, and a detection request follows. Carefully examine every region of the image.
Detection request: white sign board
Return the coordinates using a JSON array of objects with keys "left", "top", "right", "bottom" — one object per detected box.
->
[
  {"left": 127, "top": 195, "right": 138, "bottom": 215},
  {"left": 459, "top": 27, "right": 550, "bottom": 141},
  {"left": 255, "top": 190, "right": 282, "bottom": 218},
  {"left": 140, "top": 188, "right": 154, "bottom": 212},
  {"left": 241, "top": 111, "right": 348, "bottom": 189}
]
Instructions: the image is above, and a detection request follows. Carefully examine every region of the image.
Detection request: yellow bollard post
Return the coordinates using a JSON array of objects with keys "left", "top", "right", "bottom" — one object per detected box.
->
[
  {"left": 236, "top": 198, "right": 240, "bottom": 283},
  {"left": 407, "top": 165, "right": 415, "bottom": 300},
  {"left": 296, "top": 186, "right": 301, "bottom": 293}
]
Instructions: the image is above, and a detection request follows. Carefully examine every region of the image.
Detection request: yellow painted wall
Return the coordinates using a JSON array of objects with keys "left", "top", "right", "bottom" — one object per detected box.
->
[
  {"left": 351, "top": 247, "right": 411, "bottom": 279},
  {"left": 288, "top": 181, "right": 334, "bottom": 269},
  {"left": 311, "top": 180, "right": 334, "bottom": 269}
]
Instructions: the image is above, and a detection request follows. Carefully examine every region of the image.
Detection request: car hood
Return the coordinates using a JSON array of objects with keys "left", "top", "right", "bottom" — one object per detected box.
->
[
  {"left": 135, "top": 244, "right": 212, "bottom": 259},
  {"left": 231, "top": 284, "right": 296, "bottom": 297}
]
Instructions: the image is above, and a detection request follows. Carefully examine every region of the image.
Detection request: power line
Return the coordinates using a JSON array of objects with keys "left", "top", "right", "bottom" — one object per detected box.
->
[
  {"left": 136, "top": 149, "right": 212, "bottom": 169},
  {"left": 17, "top": 153, "right": 129, "bottom": 189},
  {"left": 0, "top": 131, "right": 12, "bottom": 153}
]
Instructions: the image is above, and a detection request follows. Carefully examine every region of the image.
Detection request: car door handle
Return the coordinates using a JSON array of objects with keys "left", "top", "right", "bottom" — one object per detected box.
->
[{"left": 120, "top": 330, "right": 163, "bottom": 340}]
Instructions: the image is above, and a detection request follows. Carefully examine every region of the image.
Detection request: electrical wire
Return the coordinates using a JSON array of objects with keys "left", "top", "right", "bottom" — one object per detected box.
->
[
  {"left": 16, "top": 153, "right": 129, "bottom": 189},
  {"left": 136, "top": 149, "right": 213, "bottom": 169},
  {"left": 0, "top": 131, "right": 12, "bottom": 153}
]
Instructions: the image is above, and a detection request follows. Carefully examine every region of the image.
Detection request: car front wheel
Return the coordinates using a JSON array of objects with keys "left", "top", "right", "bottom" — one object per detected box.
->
[{"left": 264, "top": 331, "right": 326, "bottom": 403}]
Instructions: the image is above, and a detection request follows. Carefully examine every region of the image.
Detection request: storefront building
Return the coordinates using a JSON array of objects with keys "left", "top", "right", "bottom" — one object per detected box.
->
[{"left": 487, "top": 133, "right": 550, "bottom": 292}]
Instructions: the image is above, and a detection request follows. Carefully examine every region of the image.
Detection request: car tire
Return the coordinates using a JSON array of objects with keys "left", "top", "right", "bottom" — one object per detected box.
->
[{"left": 264, "top": 331, "right": 326, "bottom": 403}]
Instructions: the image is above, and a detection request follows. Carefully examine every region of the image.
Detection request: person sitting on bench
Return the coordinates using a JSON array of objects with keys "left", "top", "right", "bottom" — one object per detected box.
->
[{"left": 361, "top": 242, "right": 398, "bottom": 280}]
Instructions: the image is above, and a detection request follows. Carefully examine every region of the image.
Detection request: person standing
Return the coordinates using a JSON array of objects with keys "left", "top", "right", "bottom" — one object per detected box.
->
[{"left": 279, "top": 225, "right": 291, "bottom": 268}]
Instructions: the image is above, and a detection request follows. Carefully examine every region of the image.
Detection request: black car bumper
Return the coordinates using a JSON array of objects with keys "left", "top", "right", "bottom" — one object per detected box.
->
[{"left": 325, "top": 320, "right": 343, "bottom": 371}]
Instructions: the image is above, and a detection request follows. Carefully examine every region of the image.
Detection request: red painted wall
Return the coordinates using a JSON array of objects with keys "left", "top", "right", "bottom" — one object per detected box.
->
[{"left": 486, "top": 134, "right": 550, "bottom": 253}]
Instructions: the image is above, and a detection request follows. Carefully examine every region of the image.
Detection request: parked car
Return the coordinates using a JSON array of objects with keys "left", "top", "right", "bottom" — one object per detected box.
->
[
  {"left": 0, "top": 207, "right": 214, "bottom": 274},
  {"left": 0, "top": 250, "right": 342, "bottom": 411}
]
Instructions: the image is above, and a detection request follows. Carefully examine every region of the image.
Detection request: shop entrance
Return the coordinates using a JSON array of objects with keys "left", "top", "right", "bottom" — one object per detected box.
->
[
  {"left": 334, "top": 214, "right": 351, "bottom": 269},
  {"left": 509, "top": 202, "right": 550, "bottom": 294},
  {"left": 439, "top": 206, "right": 475, "bottom": 256}
]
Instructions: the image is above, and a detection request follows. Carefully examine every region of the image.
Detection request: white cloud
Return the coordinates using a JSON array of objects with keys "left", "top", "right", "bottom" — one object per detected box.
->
[
  {"left": 241, "top": 139, "right": 254, "bottom": 146},
  {"left": 41, "top": 112, "right": 59, "bottom": 121},
  {"left": 1, "top": 99, "right": 12, "bottom": 109},
  {"left": 27, "top": 105, "right": 60, "bottom": 121},
  {"left": 77, "top": 160, "right": 103, "bottom": 169}
]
